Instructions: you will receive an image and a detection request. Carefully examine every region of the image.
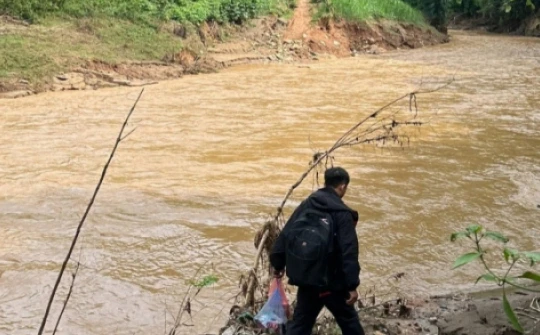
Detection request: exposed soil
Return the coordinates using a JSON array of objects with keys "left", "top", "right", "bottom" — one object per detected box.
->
[
  {"left": 222, "top": 289, "right": 540, "bottom": 335},
  {"left": 283, "top": 0, "right": 312, "bottom": 40},
  {"left": 0, "top": 7, "right": 448, "bottom": 99}
]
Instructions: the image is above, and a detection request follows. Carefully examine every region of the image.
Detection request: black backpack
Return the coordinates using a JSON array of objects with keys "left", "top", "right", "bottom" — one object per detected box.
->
[{"left": 284, "top": 208, "right": 334, "bottom": 288}]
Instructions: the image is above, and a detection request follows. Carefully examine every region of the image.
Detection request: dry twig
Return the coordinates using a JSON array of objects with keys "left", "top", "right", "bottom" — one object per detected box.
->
[{"left": 37, "top": 89, "right": 144, "bottom": 335}]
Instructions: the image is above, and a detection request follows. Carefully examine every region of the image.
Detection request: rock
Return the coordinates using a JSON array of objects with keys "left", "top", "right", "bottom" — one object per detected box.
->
[
  {"left": 221, "top": 326, "right": 236, "bottom": 335},
  {"left": 53, "top": 73, "right": 85, "bottom": 90},
  {"left": 0, "top": 90, "right": 33, "bottom": 99},
  {"left": 52, "top": 84, "right": 65, "bottom": 91},
  {"left": 85, "top": 76, "right": 99, "bottom": 86},
  {"left": 71, "top": 81, "right": 86, "bottom": 90},
  {"left": 302, "top": 33, "right": 307, "bottom": 39},
  {"left": 333, "top": 40, "right": 340, "bottom": 46},
  {"left": 277, "top": 18, "right": 288, "bottom": 26},
  {"left": 19, "top": 79, "right": 29, "bottom": 85},
  {"left": 367, "top": 45, "right": 386, "bottom": 55}
]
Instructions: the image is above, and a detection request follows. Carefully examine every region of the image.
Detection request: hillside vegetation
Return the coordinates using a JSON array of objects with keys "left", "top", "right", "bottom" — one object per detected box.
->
[
  {"left": 315, "top": 0, "right": 426, "bottom": 25},
  {"left": 404, "top": 0, "right": 540, "bottom": 32},
  {"left": 0, "top": 0, "right": 291, "bottom": 24}
]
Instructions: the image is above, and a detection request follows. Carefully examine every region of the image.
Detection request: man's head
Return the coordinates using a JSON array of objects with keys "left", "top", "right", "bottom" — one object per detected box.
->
[{"left": 324, "top": 167, "right": 350, "bottom": 198}]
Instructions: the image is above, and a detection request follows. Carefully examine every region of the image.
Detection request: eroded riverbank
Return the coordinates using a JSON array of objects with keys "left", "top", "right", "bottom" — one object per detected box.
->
[
  {"left": 0, "top": 12, "right": 446, "bottom": 99},
  {"left": 0, "top": 31, "right": 539, "bottom": 334}
]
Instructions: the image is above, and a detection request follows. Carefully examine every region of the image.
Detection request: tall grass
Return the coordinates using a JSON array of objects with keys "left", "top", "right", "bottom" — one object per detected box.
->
[{"left": 319, "top": 0, "right": 427, "bottom": 24}]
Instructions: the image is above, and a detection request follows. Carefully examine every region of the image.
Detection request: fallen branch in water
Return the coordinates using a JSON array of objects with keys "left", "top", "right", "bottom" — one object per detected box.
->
[
  {"left": 243, "top": 79, "right": 453, "bottom": 308},
  {"left": 37, "top": 89, "right": 144, "bottom": 335}
]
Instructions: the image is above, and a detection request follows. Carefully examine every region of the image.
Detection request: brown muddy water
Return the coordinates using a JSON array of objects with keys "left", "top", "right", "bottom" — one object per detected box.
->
[{"left": 0, "top": 31, "right": 539, "bottom": 334}]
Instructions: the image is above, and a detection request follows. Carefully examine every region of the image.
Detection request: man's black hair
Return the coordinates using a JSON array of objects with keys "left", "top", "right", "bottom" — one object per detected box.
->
[{"left": 324, "top": 167, "right": 350, "bottom": 188}]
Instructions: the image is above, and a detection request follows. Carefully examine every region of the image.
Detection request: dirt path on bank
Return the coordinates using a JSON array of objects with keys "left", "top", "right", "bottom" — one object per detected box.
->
[{"left": 283, "top": 0, "right": 312, "bottom": 40}]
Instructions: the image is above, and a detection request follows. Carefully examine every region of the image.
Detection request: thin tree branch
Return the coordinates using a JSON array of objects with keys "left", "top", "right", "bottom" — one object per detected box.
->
[
  {"left": 243, "top": 80, "right": 453, "bottom": 306},
  {"left": 245, "top": 230, "right": 269, "bottom": 306},
  {"left": 37, "top": 89, "right": 144, "bottom": 335},
  {"left": 168, "top": 262, "right": 208, "bottom": 335},
  {"left": 52, "top": 262, "right": 80, "bottom": 335}
]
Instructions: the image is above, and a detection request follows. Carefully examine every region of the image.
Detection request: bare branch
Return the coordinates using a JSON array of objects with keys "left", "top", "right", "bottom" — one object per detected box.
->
[
  {"left": 52, "top": 262, "right": 80, "bottom": 335},
  {"left": 37, "top": 89, "right": 144, "bottom": 335}
]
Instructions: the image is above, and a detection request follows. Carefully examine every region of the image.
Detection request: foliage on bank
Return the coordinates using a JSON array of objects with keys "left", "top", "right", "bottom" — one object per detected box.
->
[
  {"left": 403, "top": 0, "right": 540, "bottom": 31},
  {"left": 314, "top": 0, "right": 427, "bottom": 25},
  {"left": 0, "top": 0, "right": 292, "bottom": 25},
  {"left": 451, "top": 224, "right": 540, "bottom": 334}
]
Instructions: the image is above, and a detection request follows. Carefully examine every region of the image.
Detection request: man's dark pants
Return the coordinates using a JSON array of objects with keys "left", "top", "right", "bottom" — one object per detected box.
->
[{"left": 287, "top": 287, "right": 365, "bottom": 335}]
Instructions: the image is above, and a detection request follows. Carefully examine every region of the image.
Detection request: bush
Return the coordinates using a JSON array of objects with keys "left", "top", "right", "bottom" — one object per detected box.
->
[
  {"left": 0, "top": 0, "right": 288, "bottom": 25},
  {"left": 403, "top": 0, "right": 540, "bottom": 31},
  {"left": 315, "top": 0, "right": 427, "bottom": 24}
]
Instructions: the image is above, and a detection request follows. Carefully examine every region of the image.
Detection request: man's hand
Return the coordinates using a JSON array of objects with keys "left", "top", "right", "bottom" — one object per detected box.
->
[
  {"left": 273, "top": 269, "right": 284, "bottom": 278},
  {"left": 346, "top": 290, "right": 358, "bottom": 305}
]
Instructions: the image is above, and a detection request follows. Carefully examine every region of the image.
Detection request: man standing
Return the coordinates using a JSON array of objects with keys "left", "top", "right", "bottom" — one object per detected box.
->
[{"left": 270, "top": 167, "right": 364, "bottom": 335}]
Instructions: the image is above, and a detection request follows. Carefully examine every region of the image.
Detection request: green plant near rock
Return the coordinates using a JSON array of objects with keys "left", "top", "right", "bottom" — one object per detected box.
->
[{"left": 451, "top": 224, "right": 540, "bottom": 334}]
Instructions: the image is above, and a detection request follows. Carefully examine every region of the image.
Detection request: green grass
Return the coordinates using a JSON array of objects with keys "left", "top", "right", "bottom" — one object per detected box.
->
[
  {"left": 317, "top": 0, "right": 427, "bottom": 24},
  {"left": 0, "top": 0, "right": 292, "bottom": 87},
  {"left": 0, "top": 0, "right": 290, "bottom": 25},
  {"left": 0, "top": 17, "right": 181, "bottom": 82}
]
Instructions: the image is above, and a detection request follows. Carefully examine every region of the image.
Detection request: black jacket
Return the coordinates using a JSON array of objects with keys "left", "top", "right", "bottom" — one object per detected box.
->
[{"left": 270, "top": 187, "right": 360, "bottom": 291}]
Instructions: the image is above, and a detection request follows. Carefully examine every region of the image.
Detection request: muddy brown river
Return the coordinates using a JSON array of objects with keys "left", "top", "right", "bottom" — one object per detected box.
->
[{"left": 1, "top": 31, "right": 539, "bottom": 335}]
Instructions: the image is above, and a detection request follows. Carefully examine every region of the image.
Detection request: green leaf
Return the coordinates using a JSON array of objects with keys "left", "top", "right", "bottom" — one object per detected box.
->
[
  {"left": 475, "top": 273, "right": 498, "bottom": 284},
  {"left": 504, "top": 5, "right": 512, "bottom": 13},
  {"left": 518, "top": 271, "right": 540, "bottom": 283},
  {"left": 190, "top": 275, "right": 218, "bottom": 288},
  {"left": 522, "top": 251, "right": 540, "bottom": 266},
  {"left": 450, "top": 231, "right": 470, "bottom": 242},
  {"left": 453, "top": 252, "right": 483, "bottom": 269},
  {"left": 503, "top": 248, "right": 519, "bottom": 263},
  {"left": 466, "top": 224, "right": 482, "bottom": 235},
  {"left": 484, "top": 231, "right": 509, "bottom": 243},
  {"left": 503, "top": 290, "right": 524, "bottom": 333}
]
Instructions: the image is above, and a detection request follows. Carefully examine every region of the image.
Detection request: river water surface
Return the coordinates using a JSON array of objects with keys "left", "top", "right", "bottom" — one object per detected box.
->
[{"left": 1, "top": 31, "right": 539, "bottom": 334}]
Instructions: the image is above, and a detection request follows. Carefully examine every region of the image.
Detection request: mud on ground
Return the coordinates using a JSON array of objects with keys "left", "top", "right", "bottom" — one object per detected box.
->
[{"left": 222, "top": 290, "right": 539, "bottom": 335}]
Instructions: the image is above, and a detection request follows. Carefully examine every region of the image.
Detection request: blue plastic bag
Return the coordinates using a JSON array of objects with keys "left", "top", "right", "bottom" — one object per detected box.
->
[{"left": 254, "top": 283, "right": 287, "bottom": 329}]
